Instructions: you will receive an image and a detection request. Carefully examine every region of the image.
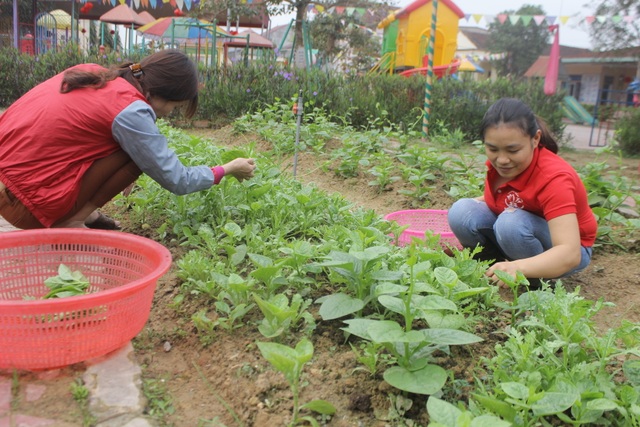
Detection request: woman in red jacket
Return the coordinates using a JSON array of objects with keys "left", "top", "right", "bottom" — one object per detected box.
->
[{"left": 0, "top": 49, "right": 255, "bottom": 230}]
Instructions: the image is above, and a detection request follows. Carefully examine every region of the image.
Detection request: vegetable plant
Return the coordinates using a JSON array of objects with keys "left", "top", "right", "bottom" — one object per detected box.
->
[
  {"left": 42, "top": 264, "right": 91, "bottom": 299},
  {"left": 256, "top": 338, "right": 336, "bottom": 426}
]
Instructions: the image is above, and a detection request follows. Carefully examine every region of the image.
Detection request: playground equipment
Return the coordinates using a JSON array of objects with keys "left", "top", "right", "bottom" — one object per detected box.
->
[
  {"left": 563, "top": 96, "right": 597, "bottom": 126},
  {"left": 273, "top": 19, "right": 314, "bottom": 68},
  {"left": 372, "top": 0, "right": 464, "bottom": 76}
]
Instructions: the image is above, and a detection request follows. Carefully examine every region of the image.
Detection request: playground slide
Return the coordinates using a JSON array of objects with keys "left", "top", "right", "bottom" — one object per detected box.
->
[
  {"left": 562, "top": 104, "right": 584, "bottom": 124},
  {"left": 398, "top": 59, "right": 461, "bottom": 78},
  {"left": 563, "top": 96, "right": 597, "bottom": 125}
]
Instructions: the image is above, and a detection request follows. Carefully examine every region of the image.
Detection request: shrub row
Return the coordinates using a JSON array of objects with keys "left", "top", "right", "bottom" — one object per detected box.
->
[{"left": 1, "top": 45, "right": 637, "bottom": 154}]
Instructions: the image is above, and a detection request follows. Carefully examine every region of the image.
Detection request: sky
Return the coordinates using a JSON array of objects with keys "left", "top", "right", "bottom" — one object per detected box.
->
[
  {"left": 271, "top": 0, "right": 597, "bottom": 49},
  {"left": 434, "top": 0, "right": 595, "bottom": 48}
]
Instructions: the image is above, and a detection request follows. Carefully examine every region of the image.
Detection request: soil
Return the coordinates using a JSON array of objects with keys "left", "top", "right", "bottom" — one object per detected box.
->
[
  {"left": 133, "top": 126, "right": 639, "bottom": 427},
  {"left": 8, "top": 124, "right": 640, "bottom": 427}
]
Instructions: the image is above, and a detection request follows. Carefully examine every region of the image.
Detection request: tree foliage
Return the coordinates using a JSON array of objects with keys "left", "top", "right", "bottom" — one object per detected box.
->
[
  {"left": 589, "top": 0, "right": 640, "bottom": 51},
  {"left": 486, "top": 4, "right": 550, "bottom": 78},
  {"left": 310, "top": 13, "right": 381, "bottom": 71}
]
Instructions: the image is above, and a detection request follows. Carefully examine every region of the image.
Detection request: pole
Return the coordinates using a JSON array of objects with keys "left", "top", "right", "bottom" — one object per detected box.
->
[
  {"left": 293, "top": 90, "right": 303, "bottom": 178},
  {"left": 422, "top": 0, "right": 438, "bottom": 137},
  {"left": 12, "top": 0, "right": 18, "bottom": 49}
]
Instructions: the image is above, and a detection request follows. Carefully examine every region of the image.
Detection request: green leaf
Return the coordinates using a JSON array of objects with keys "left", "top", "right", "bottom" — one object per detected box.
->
[
  {"left": 368, "top": 321, "right": 425, "bottom": 343},
  {"left": 301, "top": 399, "right": 336, "bottom": 415},
  {"left": 500, "top": 382, "right": 529, "bottom": 400},
  {"left": 434, "top": 267, "right": 458, "bottom": 288},
  {"left": 421, "top": 312, "right": 466, "bottom": 329},
  {"left": 383, "top": 364, "right": 447, "bottom": 395},
  {"left": 422, "top": 328, "right": 483, "bottom": 345},
  {"left": 472, "top": 394, "right": 517, "bottom": 421},
  {"left": 453, "top": 287, "right": 490, "bottom": 300},
  {"left": 341, "top": 318, "right": 377, "bottom": 340},
  {"left": 377, "top": 295, "right": 408, "bottom": 315},
  {"left": 426, "top": 396, "right": 462, "bottom": 426},
  {"left": 248, "top": 183, "right": 272, "bottom": 199},
  {"left": 531, "top": 391, "right": 578, "bottom": 416},
  {"left": 318, "top": 293, "right": 365, "bottom": 320},
  {"left": 374, "top": 283, "right": 408, "bottom": 296},
  {"left": 470, "top": 415, "right": 511, "bottom": 427},
  {"left": 585, "top": 398, "right": 618, "bottom": 411},
  {"left": 256, "top": 341, "right": 297, "bottom": 376},
  {"left": 295, "top": 338, "right": 314, "bottom": 364},
  {"left": 413, "top": 295, "right": 458, "bottom": 311},
  {"left": 624, "top": 360, "right": 640, "bottom": 386}
]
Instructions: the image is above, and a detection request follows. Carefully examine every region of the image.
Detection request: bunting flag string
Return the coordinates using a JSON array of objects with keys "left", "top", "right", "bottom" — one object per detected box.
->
[
  {"left": 77, "top": 0, "right": 201, "bottom": 11},
  {"left": 311, "top": 5, "right": 638, "bottom": 27}
]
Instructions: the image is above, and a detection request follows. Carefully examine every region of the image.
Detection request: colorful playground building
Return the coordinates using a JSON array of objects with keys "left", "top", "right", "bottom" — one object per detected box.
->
[{"left": 374, "top": 0, "right": 464, "bottom": 75}]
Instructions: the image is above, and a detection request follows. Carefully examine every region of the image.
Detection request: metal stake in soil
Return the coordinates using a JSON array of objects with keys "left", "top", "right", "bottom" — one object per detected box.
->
[{"left": 293, "top": 90, "right": 303, "bottom": 178}]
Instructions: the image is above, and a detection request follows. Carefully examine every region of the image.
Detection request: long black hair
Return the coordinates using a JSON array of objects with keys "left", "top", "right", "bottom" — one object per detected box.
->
[{"left": 480, "top": 98, "right": 558, "bottom": 153}]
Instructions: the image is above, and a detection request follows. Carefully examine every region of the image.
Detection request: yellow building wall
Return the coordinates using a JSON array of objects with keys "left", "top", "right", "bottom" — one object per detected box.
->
[{"left": 395, "top": 2, "right": 459, "bottom": 69}]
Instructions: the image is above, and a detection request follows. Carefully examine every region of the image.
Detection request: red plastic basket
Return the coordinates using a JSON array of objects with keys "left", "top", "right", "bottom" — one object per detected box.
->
[
  {"left": 0, "top": 229, "right": 172, "bottom": 370},
  {"left": 384, "top": 209, "right": 462, "bottom": 250}
]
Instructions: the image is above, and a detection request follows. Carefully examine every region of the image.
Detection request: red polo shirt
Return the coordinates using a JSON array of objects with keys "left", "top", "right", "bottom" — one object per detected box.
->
[{"left": 483, "top": 146, "right": 597, "bottom": 247}]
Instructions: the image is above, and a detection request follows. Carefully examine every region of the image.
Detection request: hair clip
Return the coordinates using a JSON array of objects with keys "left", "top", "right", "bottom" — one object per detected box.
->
[{"left": 129, "top": 63, "right": 143, "bottom": 79}]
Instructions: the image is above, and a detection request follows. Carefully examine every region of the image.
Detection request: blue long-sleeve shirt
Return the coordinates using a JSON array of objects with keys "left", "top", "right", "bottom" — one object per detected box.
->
[{"left": 112, "top": 100, "right": 214, "bottom": 195}]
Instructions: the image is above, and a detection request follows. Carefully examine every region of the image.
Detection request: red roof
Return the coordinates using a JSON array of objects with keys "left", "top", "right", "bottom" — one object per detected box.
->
[
  {"left": 396, "top": 0, "right": 464, "bottom": 20},
  {"left": 99, "top": 4, "right": 145, "bottom": 26},
  {"left": 524, "top": 56, "right": 550, "bottom": 78},
  {"left": 224, "top": 30, "right": 274, "bottom": 49}
]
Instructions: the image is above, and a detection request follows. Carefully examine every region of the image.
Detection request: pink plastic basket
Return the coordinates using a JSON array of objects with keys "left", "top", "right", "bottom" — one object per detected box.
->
[
  {"left": 0, "top": 229, "right": 172, "bottom": 370},
  {"left": 384, "top": 209, "right": 462, "bottom": 250}
]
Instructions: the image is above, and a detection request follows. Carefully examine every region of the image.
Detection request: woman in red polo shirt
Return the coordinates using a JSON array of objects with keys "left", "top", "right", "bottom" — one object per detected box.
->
[
  {"left": 0, "top": 49, "right": 255, "bottom": 230},
  {"left": 447, "top": 98, "right": 597, "bottom": 285}
]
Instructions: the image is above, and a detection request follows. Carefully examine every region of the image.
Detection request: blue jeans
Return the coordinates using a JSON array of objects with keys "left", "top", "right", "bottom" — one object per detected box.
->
[{"left": 447, "top": 198, "right": 592, "bottom": 278}]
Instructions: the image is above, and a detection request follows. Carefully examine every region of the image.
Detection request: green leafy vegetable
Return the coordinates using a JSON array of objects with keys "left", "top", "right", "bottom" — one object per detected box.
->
[{"left": 42, "top": 264, "right": 91, "bottom": 299}]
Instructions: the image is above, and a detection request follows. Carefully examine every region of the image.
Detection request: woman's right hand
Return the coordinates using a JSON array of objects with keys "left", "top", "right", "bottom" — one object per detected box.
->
[{"left": 223, "top": 158, "right": 256, "bottom": 182}]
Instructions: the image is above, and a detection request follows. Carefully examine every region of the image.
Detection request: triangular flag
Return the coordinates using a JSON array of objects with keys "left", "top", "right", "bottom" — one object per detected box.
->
[
  {"left": 533, "top": 15, "right": 546, "bottom": 25},
  {"left": 611, "top": 15, "right": 622, "bottom": 24},
  {"left": 546, "top": 15, "right": 557, "bottom": 24},
  {"left": 508, "top": 15, "right": 521, "bottom": 25},
  {"left": 335, "top": 6, "right": 344, "bottom": 14},
  {"left": 624, "top": 15, "right": 634, "bottom": 23},
  {"left": 473, "top": 14, "right": 483, "bottom": 23},
  {"left": 464, "top": 14, "right": 472, "bottom": 21},
  {"left": 521, "top": 15, "right": 532, "bottom": 26},
  {"left": 497, "top": 14, "right": 508, "bottom": 24},
  {"left": 597, "top": 15, "right": 607, "bottom": 23},
  {"left": 585, "top": 16, "right": 596, "bottom": 24},
  {"left": 484, "top": 15, "right": 495, "bottom": 23},
  {"left": 357, "top": 8, "right": 365, "bottom": 15},
  {"left": 346, "top": 7, "right": 355, "bottom": 15},
  {"left": 316, "top": 5, "right": 324, "bottom": 12},
  {"left": 559, "top": 16, "right": 570, "bottom": 25}
]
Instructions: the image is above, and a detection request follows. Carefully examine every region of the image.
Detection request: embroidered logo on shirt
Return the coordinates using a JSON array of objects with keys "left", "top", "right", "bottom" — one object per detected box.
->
[{"left": 504, "top": 191, "right": 524, "bottom": 209}]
